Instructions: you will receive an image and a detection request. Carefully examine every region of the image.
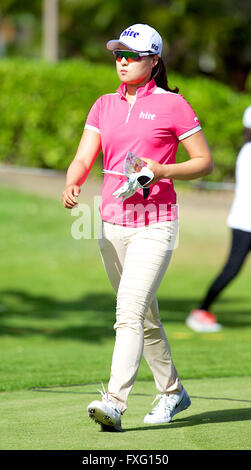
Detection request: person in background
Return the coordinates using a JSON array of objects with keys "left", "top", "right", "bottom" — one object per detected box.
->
[
  {"left": 186, "top": 106, "right": 251, "bottom": 333},
  {"left": 62, "top": 23, "right": 213, "bottom": 431}
]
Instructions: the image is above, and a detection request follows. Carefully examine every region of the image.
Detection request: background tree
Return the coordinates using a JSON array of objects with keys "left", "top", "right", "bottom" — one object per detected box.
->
[{"left": 1, "top": 0, "right": 251, "bottom": 91}]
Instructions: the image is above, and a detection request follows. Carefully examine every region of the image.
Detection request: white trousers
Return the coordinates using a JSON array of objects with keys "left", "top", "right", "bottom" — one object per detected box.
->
[{"left": 98, "top": 220, "right": 181, "bottom": 413}]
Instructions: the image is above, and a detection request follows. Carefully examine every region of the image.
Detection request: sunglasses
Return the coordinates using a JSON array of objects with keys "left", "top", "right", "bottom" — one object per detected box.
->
[{"left": 113, "top": 50, "right": 155, "bottom": 62}]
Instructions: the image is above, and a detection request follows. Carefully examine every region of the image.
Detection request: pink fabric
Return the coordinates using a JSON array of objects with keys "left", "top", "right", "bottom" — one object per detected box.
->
[{"left": 85, "top": 79, "right": 201, "bottom": 227}]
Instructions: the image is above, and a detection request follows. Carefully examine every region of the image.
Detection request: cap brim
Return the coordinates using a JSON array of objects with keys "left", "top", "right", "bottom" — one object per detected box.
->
[
  {"left": 106, "top": 39, "right": 161, "bottom": 56},
  {"left": 106, "top": 40, "right": 120, "bottom": 51},
  {"left": 106, "top": 40, "right": 142, "bottom": 52}
]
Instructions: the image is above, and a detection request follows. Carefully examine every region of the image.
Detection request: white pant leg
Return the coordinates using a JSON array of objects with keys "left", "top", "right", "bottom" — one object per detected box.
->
[
  {"left": 143, "top": 296, "right": 181, "bottom": 394},
  {"left": 98, "top": 220, "right": 180, "bottom": 412}
]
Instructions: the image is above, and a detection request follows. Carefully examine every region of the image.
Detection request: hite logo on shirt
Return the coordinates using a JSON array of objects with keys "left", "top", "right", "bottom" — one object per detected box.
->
[{"left": 139, "top": 111, "right": 156, "bottom": 120}]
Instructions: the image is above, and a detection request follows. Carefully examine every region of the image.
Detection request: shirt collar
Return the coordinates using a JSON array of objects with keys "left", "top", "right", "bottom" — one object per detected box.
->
[{"left": 116, "top": 78, "right": 157, "bottom": 100}]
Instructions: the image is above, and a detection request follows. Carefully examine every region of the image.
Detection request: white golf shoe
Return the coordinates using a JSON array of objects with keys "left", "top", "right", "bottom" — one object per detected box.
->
[
  {"left": 87, "top": 384, "right": 122, "bottom": 432},
  {"left": 144, "top": 386, "right": 191, "bottom": 424}
]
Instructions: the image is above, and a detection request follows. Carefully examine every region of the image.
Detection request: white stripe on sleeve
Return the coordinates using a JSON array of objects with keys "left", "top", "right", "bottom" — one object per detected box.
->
[
  {"left": 84, "top": 124, "right": 101, "bottom": 134},
  {"left": 178, "top": 125, "right": 202, "bottom": 141}
]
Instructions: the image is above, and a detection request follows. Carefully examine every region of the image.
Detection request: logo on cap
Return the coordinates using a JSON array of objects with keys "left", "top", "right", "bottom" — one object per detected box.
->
[{"left": 121, "top": 28, "right": 140, "bottom": 39}]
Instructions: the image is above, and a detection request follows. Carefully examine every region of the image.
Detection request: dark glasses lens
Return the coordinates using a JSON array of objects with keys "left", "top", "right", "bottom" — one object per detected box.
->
[{"left": 113, "top": 50, "right": 142, "bottom": 62}]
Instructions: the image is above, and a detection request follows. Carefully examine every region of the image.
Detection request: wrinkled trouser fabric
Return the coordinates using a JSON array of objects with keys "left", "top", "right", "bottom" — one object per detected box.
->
[{"left": 98, "top": 220, "right": 181, "bottom": 413}]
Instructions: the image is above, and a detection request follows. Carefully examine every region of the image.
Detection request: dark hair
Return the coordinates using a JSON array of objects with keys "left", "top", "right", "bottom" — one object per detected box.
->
[
  {"left": 151, "top": 57, "right": 179, "bottom": 93},
  {"left": 244, "top": 127, "right": 251, "bottom": 143}
]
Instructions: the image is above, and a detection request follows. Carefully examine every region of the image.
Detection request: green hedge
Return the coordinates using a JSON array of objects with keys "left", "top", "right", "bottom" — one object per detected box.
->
[{"left": 0, "top": 58, "right": 250, "bottom": 181}]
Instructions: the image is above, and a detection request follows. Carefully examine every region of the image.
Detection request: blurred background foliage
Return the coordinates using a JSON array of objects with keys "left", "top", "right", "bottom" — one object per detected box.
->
[
  {"left": 1, "top": 1, "right": 251, "bottom": 180},
  {"left": 0, "top": 58, "right": 250, "bottom": 181},
  {"left": 1, "top": 0, "right": 251, "bottom": 91}
]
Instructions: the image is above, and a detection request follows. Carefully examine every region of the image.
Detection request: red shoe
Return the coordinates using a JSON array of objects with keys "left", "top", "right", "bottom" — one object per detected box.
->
[{"left": 186, "top": 309, "right": 222, "bottom": 332}]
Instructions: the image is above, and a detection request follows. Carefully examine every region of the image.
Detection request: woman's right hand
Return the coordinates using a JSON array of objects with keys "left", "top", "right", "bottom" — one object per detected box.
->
[{"left": 62, "top": 184, "right": 81, "bottom": 209}]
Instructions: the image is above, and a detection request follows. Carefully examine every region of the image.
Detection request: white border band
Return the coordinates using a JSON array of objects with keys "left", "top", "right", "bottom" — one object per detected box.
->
[
  {"left": 84, "top": 124, "right": 101, "bottom": 134},
  {"left": 178, "top": 125, "right": 202, "bottom": 141}
]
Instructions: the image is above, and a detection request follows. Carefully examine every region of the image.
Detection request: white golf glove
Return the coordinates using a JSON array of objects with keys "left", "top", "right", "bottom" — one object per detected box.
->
[{"left": 113, "top": 166, "right": 154, "bottom": 201}]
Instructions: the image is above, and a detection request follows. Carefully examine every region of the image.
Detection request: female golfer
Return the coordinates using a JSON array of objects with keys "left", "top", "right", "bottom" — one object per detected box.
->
[
  {"left": 186, "top": 105, "right": 251, "bottom": 333},
  {"left": 62, "top": 24, "right": 213, "bottom": 432}
]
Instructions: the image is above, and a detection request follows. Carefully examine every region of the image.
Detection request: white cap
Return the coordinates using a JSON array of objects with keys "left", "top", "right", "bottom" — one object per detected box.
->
[
  {"left": 243, "top": 106, "right": 251, "bottom": 128},
  {"left": 106, "top": 24, "right": 162, "bottom": 57}
]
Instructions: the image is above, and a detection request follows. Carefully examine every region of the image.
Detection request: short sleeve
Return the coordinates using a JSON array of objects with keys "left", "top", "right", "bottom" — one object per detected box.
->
[
  {"left": 84, "top": 97, "right": 102, "bottom": 134},
  {"left": 172, "top": 95, "right": 202, "bottom": 141}
]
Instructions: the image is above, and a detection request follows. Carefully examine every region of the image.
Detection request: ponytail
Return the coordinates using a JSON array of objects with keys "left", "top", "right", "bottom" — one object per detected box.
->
[{"left": 151, "top": 57, "right": 179, "bottom": 93}]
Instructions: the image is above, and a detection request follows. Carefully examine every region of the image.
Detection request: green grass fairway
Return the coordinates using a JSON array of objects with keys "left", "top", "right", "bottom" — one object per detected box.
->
[
  {"left": 1, "top": 377, "right": 251, "bottom": 450},
  {"left": 0, "top": 185, "right": 251, "bottom": 450}
]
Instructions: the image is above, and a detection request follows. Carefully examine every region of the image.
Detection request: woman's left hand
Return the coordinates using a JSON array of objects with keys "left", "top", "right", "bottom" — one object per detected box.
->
[{"left": 141, "top": 157, "right": 166, "bottom": 185}]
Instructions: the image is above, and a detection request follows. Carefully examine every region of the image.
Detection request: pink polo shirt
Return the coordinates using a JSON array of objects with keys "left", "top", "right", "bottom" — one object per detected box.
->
[{"left": 85, "top": 78, "right": 201, "bottom": 227}]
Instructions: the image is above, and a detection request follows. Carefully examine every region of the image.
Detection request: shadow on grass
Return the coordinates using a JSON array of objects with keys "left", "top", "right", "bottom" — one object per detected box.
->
[
  {"left": 29, "top": 386, "right": 251, "bottom": 404},
  {"left": 0, "top": 289, "right": 251, "bottom": 341},
  {"left": 126, "top": 407, "right": 251, "bottom": 432}
]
